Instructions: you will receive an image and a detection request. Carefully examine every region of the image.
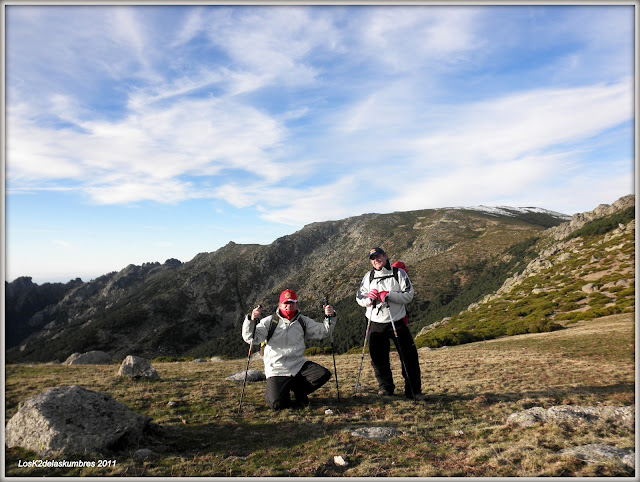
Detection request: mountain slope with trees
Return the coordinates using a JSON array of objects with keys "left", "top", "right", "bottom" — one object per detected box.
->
[{"left": 6, "top": 197, "right": 630, "bottom": 364}]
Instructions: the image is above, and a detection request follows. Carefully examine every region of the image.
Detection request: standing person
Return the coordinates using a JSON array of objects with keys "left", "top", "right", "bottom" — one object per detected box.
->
[
  {"left": 356, "top": 247, "right": 426, "bottom": 401},
  {"left": 242, "top": 289, "right": 337, "bottom": 410}
]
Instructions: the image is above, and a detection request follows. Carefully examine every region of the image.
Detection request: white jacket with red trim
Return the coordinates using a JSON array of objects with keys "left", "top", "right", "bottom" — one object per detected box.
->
[
  {"left": 242, "top": 309, "right": 336, "bottom": 378},
  {"left": 356, "top": 265, "right": 414, "bottom": 324}
]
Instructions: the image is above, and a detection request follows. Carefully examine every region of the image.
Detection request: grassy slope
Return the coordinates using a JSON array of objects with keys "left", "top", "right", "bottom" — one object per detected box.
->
[
  {"left": 415, "top": 216, "right": 635, "bottom": 349},
  {"left": 5, "top": 313, "right": 634, "bottom": 477}
]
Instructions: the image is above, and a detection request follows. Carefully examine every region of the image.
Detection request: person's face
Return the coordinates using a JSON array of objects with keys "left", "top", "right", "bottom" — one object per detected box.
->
[
  {"left": 279, "top": 300, "right": 297, "bottom": 313},
  {"left": 370, "top": 253, "right": 388, "bottom": 270}
]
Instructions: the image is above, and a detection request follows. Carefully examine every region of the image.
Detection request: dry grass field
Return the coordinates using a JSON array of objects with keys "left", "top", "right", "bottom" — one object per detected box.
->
[{"left": 4, "top": 313, "right": 635, "bottom": 477}]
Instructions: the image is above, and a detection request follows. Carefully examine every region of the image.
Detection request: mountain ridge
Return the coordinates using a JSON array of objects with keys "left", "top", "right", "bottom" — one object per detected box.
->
[{"left": 5, "top": 196, "right": 633, "bottom": 363}]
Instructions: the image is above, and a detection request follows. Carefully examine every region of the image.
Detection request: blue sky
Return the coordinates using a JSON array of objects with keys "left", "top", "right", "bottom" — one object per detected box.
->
[{"left": 4, "top": 3, "right": 636, "bottom": 284}]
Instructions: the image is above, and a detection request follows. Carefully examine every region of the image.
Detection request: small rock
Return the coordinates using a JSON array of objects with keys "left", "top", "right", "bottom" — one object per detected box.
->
[
  {"left": 134, "top": 449, "right": 155, "bottom": 462},
  {"left": 581, "top": 283, "right": 596, "bottom": 294},
  {"left": 350, "top": 426, "right": 401, "bottom": 443},
  {"left": 506, "top": 407, "right": 548, "bottom": 427},
  {"left": 622, "top": 453, "right": 635, "bottom": 470},
  {"left": 558, "top": 444, "right": 634, "bottom": 472},
  {"left": 118, "top": 355, "right": 160, "bottom": 380},
  {"left": 64, "top": 350, "right": 113, "bottom": 365},
  {"left": 226, "top": 369, "right": 266, "bottom": 383},
  {"left": 227, "top": 455, "right": 248, "bottom": 462},
  {"left": 325, "top": 409, "right": 334, "bottom": 415},
  {"left": 334, "top": 455, "right": 348, "bottom": 466}
]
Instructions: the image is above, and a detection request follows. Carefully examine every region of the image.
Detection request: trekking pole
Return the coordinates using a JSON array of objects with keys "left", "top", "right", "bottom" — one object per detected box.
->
[
  {"left": 354, "top": 315, "right": 372, "bottom": 397},
  {"left": 388, "top": 306, "right": 417, "bottom": 401},
  {"left": 238, "top": 305, "right": 261, "bottom": 414},
  {"left": 323, "top": 296, "right": 340, "bottom": 402}
]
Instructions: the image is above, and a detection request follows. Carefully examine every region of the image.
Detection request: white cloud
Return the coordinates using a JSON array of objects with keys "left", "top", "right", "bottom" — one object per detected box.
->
[
  {"left": 200, "top": 7, "right": 338, "bottom": 88},
  {"left": 386, "top": 153, "right": 567, "bottom": 213},
  {"left": 256, "top": 175, "right": 363, "bottom": 226},
  {"left": 171, "top": 6, "right": 207, "bottom": 47},
  {"left": 85, "top": 179, "right": 192, "bottom": 205},
  {"left": 7, "top": 94, "right": 288, "bottom": 203},
  {"left": 6, "top": 5, "right": 634, "bottom": 223},
  {"left": 354, "top": 6, "right": 482, "bottom": 72},
  {"left": 399, "top": 81, "right": 633, "bottom": 185}
]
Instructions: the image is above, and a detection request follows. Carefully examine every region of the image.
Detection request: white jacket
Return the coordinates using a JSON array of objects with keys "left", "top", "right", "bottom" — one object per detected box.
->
[
  {"left": 242, "top": 310, "right": 336, "bottom": 378},
  {"left": 356, "top": 266, "right": 414, "bottom": 323}
]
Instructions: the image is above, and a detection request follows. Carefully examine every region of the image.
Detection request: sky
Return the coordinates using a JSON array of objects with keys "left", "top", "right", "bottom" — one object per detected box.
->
[{"left": 3, "top": 2, "right": 636, "bottom": 284}]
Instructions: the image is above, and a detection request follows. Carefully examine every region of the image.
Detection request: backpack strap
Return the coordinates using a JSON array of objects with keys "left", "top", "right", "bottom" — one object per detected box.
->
[
  {"left": 266, "top": 317, "right": 279, "bottom": 342},
  {"left": 298, "top": 317, "right": 307, "bottom": 335},
  {"left": 369, "top": 267, "right": 399, "bottom": 285},
  {"left": 265, "top": 313, "right": 306, "bottom": 343}
]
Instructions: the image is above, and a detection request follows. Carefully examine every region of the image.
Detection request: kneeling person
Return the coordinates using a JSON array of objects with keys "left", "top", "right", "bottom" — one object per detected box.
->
[{"left": 241, "top": 289, "right": 337, "bottom": 410}]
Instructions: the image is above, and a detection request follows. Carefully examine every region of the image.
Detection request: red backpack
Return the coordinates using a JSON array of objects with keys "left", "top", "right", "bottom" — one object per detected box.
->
[{"left": 391, "top": 262, "right": 410, "bottom": 327}]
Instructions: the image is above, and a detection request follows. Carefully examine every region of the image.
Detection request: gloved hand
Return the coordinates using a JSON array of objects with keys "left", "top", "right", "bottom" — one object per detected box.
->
[
  {"left": 250, "top": 305, "right": 263, "bottom": 321},
  {"left": 379, "top": 291, "right": 389, "bottom": 303},
  {"left": 367, "top": 289, "right": 379, "bottom": 301},
  {"left": 324, "top": 305, "right": 335, "bottom": 317}
]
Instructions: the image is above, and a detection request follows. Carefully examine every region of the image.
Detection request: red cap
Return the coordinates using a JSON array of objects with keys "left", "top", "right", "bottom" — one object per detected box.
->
[
  {"left": 279, "top": 289, "right": 298, "bottom": 304},
  {"left": 392, "top": 261, "right": 408, "bottom": 273}
]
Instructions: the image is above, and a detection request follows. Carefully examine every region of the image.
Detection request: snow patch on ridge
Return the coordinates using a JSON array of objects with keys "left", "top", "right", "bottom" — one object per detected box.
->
[{"left": 453, "top": 205, "right": 571, "bottom": 220}]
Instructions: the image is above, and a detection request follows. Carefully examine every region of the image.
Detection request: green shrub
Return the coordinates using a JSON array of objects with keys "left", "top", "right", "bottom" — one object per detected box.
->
[
  {"left": 556, "top": 302, "right": 580, "bottom": 312},
  {"left": 617, "top": 287, "right": 635, "bottom": 297},
  {"left": 346, "top": 345, "right": 368, "bottom": 355},
  {"left": 555, "top": 312, "right": 580, "bottom": 322},
  {"left": 304, "top": 346, "right": 332, "bottom": 356}
]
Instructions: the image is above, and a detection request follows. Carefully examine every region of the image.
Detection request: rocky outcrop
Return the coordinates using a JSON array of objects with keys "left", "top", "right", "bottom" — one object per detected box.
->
[
  {"left": 64, "top": 350, "right": 113, "bottom": 365},
  {"left": 507, "top": 405, "right": 634, "bottom": 429},
  {"left": 5, "top": 385, "right": 150, "bottom": 456},
  {"left": 117, "top": 355, "right": 160, "bottom": 380},
  {"left": 548, "top": 195, "right": 634, "bottom": 240},
  {"left": 418, "top": 317, "right": 450, "bottom": 336}
]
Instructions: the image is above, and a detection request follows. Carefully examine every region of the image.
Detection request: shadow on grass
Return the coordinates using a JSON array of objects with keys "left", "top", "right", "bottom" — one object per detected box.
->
[
  {"left": 136, "top": 392, "right": 417, "bottom": 458},
  {"left": 417, "top": 382, "right": 635, "bottom": 411}
]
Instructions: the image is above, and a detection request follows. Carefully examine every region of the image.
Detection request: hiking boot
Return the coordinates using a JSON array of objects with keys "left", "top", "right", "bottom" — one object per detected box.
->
[
  {"left": 377, "top": 389, "right": 393, "bottom": 396},
  {"left": 294, "top": 393, "right": 310, "bottom": 407}
]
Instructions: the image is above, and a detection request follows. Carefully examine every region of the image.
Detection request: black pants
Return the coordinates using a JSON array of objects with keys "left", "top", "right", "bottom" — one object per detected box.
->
[
  {"left": 265, "top": 361, "right": 331, "bottom": 410},
  {"left": 369, "top": 320, "right": 422, "bottom": 397}
]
